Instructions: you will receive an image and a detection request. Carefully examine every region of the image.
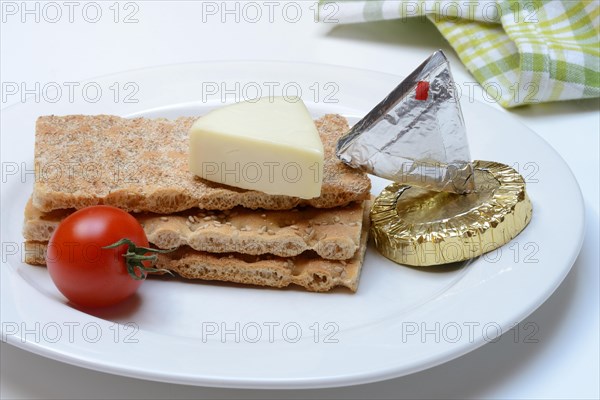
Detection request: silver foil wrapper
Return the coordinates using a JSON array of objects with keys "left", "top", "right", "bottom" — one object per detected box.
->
[{"left": 336, "top": 50, "right": 475, "bottom": 193}]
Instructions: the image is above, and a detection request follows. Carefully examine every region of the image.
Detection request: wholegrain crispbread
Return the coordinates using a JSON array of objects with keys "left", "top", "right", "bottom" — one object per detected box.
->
[
  {"left": 32, "top": 114, "right": 370, "bottom": 213},
  {"left": 24, "top": 197, "right": 365, "bottom": 260},
  {"left": 23, "top": 201, "right": 370, "bottom": 292}
]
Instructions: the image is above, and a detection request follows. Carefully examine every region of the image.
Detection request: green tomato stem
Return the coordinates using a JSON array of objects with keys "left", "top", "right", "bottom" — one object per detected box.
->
[{"left": 103, "top": 238, "right": 175, "bottom": 280}]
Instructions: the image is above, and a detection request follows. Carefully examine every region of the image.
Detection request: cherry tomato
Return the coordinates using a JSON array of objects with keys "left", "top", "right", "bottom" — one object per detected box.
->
[{"left": 47, "top": 205, "right": 157, "bottom": 308}]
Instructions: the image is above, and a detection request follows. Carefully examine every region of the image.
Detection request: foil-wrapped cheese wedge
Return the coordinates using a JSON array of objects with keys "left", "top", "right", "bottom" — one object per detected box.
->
[
  {"left": 370, "top": 161, "right": 533, "bottom": 267},
  {"left": 336, "top": 50, "right": 475, "bottom": 194}
]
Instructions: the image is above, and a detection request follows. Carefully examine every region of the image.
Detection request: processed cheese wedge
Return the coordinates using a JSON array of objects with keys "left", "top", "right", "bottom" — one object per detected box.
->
[{"left": 189, "top": 97, "right": 324, "bottom": 199}]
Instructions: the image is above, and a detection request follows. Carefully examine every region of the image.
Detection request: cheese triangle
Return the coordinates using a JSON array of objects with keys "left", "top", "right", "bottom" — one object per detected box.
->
[
  {"left": 189, "top": 97, "right": 324, "bottom": 199},
  {"left": 336, "top": 50, "right": 475, "bottom": 194}
]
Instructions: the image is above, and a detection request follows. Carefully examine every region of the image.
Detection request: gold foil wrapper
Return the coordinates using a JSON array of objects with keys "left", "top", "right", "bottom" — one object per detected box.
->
[{"left": 370, "top": 160, "right": 533, "bottom": 266}]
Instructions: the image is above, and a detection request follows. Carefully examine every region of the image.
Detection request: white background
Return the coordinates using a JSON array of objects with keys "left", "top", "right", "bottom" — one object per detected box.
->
[{"left": 1, "top": 1, "right": 598, "bottom": 398}]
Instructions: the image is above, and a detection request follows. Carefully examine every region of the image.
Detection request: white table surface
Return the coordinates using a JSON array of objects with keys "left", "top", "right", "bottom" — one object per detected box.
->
[{"left": 1, "top": 2, "right": 598, "bottom": 399}]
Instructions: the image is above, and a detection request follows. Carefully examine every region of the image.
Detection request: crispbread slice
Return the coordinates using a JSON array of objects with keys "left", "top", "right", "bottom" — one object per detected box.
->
[
  {"left": 33, "top": 114, "right": 370, "bottom": 213},
  {"left": 24, "top": 198, "right": 365, "bottom": 260},
  {"left": 22, "top": 202, "right": 370, "bottom": 292}
]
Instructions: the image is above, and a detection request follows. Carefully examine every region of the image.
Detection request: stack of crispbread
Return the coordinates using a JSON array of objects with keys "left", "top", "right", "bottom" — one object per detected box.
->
[{"left": 23, "top": 114, "right": 372, "bottom": 292}]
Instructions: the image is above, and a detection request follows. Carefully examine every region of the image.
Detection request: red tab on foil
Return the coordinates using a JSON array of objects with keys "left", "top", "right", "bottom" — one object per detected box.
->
[{"left": 416, "top": 81, "right": 429, "bottom": 100}]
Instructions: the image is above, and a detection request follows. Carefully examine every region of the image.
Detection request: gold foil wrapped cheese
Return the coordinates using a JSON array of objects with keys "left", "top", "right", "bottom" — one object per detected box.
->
[{"left": 370, "top": 160, "right": 533, "bottom": 266}]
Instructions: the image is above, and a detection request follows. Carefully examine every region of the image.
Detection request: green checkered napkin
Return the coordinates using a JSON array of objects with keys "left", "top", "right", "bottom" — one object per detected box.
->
[{"left": 319, "top": 1, "right": 599, "bottom": 108}]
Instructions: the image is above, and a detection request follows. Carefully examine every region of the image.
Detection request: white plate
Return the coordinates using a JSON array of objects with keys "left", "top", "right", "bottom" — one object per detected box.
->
[{"left": 0, "top": 62, "right": 584, "bottom": 389}]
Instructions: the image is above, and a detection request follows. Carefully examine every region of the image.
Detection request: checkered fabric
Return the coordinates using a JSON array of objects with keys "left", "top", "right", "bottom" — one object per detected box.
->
[{"left": 319, "top": 1, "right": 599, "bottom": 108}]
